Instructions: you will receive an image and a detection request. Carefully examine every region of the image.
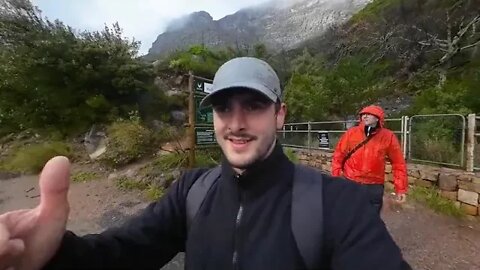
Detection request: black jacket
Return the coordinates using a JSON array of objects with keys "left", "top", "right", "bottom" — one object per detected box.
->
[{"left": 45, "top": 144, "right": 411, "bottom": 270}]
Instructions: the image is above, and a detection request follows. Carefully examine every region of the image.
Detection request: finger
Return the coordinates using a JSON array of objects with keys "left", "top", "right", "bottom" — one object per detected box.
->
[
  {"left": 0, "top": 239, "right": 25, "bottom": 270},
  {"left": 0, "top": 222, "right": 10, "bottom": 254},
  {"left": 6, "top": 239, "right": 25, "bottom": 257},
  {"left": 38, "top": 156, "right": 71, "bottom": 218}
]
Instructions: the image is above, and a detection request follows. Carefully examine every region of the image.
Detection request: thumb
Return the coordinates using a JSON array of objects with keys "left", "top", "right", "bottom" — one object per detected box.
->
[{"left": 38, "top": 156, "right": 71, "bottom": 218}]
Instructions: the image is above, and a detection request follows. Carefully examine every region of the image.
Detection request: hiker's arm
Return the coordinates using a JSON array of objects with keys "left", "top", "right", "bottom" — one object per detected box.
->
[
  {"left": 387, "top": 132, "right": 408, "bottom": 194},
  {"left": 43, "top": 170, "right": 203, "bottom": 270},
  {"left": 325, "top": 179, "right": 411, "bottom": 270},
  {"left": 331, "top": 132, "right": 349, "bottom": 176}
]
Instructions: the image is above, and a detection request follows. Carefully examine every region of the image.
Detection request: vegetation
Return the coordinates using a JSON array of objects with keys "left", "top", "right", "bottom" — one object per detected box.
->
[
  {"left": 410, "top": 186, "right": 465, "bottom": 218},
  {"left": 97, "top": 118, "right": 154, "bottom": 167},
  {"left": 71, "top": 171, "right": 100, "bottom": 183},
  {"left": 1, "top": 0, "right": 478, "bottom": 174},
  {"left": 284, "top": 148, "right": 299, "bottom": 163},
  {"left": 1, "top": 142, "right": 72, "bottom": 173}
]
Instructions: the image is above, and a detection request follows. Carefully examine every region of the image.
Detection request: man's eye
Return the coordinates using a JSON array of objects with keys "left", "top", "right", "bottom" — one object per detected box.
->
[
  {"left": 246, "top": 102, "right": 266, "bottom": 111},
  {"left": 213, "top": 104, "right": 229, "bottom": 113}
]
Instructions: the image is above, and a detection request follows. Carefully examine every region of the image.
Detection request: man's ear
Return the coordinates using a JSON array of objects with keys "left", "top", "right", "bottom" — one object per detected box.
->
[{"left": 276, "top": 103, "right": 287, "bottom": 129}]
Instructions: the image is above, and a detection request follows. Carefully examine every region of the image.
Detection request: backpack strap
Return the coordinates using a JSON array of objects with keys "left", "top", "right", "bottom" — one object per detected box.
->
[
  {"left": 341, "top": 133, "right": 377, "bottom": 170},
  {"left": 186, "top": 166, "right": 221, "bottom": 231},
  {"left": 292, "top": 164, "right": 324, "bottom": 270}
]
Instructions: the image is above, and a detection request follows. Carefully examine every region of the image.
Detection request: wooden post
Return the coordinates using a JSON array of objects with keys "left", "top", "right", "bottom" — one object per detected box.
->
[
  {"left": 466, "top": 114, "right": 476, "bottom": 172},
  {"left": 188, "top": 72, "right": 196, "bottom": 168}
]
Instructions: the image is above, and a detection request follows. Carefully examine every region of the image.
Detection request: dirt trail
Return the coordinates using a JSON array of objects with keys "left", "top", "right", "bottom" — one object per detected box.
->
[{"left": 1, "top": 175, "right": 480, "bottom": 270}]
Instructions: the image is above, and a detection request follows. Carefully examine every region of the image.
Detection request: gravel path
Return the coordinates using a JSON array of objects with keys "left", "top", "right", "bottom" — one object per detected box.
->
[{"left": 2, "top": 175, "right": 480, "bottom": 270}]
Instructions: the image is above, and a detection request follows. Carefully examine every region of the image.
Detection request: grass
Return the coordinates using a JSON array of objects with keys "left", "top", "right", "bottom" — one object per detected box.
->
[
  {"left": 145, "top": 185, "right": 165, "bottom": 201},
  {"left": 284, "top": 148, "right": 299, "bottom": 163},
  {"left": 116, "top": 176, "right": 150, "bottom": 190},
  {"left": 71, "top": 171, "right": 100, "bottom": 183},
  {"left": 409, "top": 186, "right": 465, "bottom": 218},
  {"left": 116, "top": 176, "right": 166, "bottom": 202},
  {"left": 2, "top": 141, "right": 72, "bottom": 173}
]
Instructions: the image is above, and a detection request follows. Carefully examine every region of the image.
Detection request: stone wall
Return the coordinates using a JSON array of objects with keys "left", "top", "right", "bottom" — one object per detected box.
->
[{"left": 293, "top": 148, "right": 480, "bottom": 216}]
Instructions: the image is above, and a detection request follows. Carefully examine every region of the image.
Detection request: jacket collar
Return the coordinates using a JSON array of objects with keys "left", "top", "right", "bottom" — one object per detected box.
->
[{"left": 220, "top": 141, "right": 293, "bottom": 197}]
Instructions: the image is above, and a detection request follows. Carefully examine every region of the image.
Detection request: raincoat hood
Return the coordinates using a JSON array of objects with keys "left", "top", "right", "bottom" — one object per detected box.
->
[{"left": 359, "top": 105, "right": 385, "bottom": 127}]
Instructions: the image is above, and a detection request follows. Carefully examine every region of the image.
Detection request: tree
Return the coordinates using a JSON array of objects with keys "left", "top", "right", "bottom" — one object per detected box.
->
[{"left": 0, "top": 0, "right": 155, "bottom": 135}]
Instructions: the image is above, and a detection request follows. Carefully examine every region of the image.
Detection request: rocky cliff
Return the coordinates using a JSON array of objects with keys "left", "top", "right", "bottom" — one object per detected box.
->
[{"left": 146, "top": 0, "right": 371, "bottom": 58}]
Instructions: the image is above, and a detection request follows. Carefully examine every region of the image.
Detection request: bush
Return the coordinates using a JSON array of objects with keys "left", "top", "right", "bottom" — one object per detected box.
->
[
  {"left": 3, "top": 142, "right": 72, "bottom": 173},
  {"left": 98, "top": 120, "right": 153, "bottom": 167}
]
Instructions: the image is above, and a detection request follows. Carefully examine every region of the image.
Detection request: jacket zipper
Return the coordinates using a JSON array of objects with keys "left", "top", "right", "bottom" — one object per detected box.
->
[{"left": 233, "top": 176, "right": 244, "bottom": 269}]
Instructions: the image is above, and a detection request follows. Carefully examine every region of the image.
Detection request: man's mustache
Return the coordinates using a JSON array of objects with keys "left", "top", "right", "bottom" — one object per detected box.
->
[{"left": 224, "top": 133, "right": 257, "bottom": 140}]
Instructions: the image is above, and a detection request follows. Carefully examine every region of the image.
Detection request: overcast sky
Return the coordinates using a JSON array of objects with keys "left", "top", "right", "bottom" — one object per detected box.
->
[{"left": 31, "top": 0, "right": 279, "bottom": 55}]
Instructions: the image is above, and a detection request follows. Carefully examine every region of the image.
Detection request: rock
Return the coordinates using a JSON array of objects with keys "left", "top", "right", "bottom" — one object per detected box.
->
[
  {"left": 108, "top": 173, "right": 118, "bottom": 180},
  {"left": 407, "top": 169, "right": 421, "bottom": 178},
  {"left": 472, "top": 177, "right": 480, "bottom": 184},
  {"left": 154, "top": 76, "right": 169, "bottom": 90},
  {"left": 460, "top": 203, "right": 478, "bottom": 216},
  {"left": 385, "top": 173, "right": 393, "bottom": 183},
  {"left": 407, "top": 176, "right": 416, "bottom": 185},
  {"left": 174, "top": 75, "right": 184, "bottom": 85},
  {"left": 415, "top": 179, "right": 433, "bottom": 188},
  {"left": 457, "top": 174, "right": 473, "bottom": 182},
  {"left": 84, "top": 125, "right": 108, "bottom": 160},
  {"left": 457, "top": 189, "right": 479, "bottom": 206},
  {"left": 458, "top": 181, "right": 480, "bottom": 193},
  {"left": 385, "top": 182, "right": 395, "bottom": 192},
  {"left": 385, "top": 164, "right": 392, "bottom": 173},
  {"left": 146, "top": 1, "right": 370, "bottom": 58},
  {"left": 420, "top": 170, "right": 439, "bottom": 182},
  {"left": 439, "top": 191, "right": 457, "bottom": 201},
  {"left": 438, "top": 174, "right": 458, "bottom": 191},
  {"left": 125, "top": 169, "right": 137, "bottom": 178}
]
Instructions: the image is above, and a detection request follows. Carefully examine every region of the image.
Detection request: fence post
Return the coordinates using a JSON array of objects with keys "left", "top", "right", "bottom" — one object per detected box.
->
[
  {"left": 307, "top": 122, "right": 311, "bottom": 150},
  {"left": 187, "top": 71, "right": 196, "bottom": 169},
  {"left": 466, "top": 114, "right": 476, "bottom": 172}
]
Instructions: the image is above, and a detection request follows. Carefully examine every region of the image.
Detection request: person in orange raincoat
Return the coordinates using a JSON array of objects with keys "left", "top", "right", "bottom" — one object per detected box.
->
[{"left": 332, "top": 105, "right": 408, "bottom": 213}]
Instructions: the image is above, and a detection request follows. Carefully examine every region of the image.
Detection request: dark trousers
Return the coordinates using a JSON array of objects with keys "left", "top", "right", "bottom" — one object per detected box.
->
[{"left": 361, "top": 184, "right": 384, "bottom": 214}]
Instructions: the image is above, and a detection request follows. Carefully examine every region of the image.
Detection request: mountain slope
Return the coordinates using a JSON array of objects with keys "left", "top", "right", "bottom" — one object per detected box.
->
[{"left": 146, "top": 0, "right": 371, "bottom": 59}]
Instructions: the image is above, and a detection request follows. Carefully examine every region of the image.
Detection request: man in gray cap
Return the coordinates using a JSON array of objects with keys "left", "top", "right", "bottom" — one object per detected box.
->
[{"left": 0, "top": 57, "right": 411, "bottom": 270}]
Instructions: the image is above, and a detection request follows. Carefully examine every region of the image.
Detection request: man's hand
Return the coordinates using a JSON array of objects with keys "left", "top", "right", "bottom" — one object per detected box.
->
[
  {"left": 395, "top": 193, "right": 407, "bottom": 204},
  {"left": 0, "top": 156, "right": 71, "bottom": 270}
]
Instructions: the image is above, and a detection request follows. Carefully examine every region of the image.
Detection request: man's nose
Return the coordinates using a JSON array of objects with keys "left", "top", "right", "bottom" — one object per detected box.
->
[{"left": 228, "top": 104, "right": 247, "bottom": 132}]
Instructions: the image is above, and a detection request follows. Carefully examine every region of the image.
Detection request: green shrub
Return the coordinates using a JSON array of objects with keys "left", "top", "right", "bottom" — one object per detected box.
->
[
  {"left": 98, "top": 120, "right": 153, "bottom": 167},
  {"left": 4, "top": 142, "right": 72, "bottom": 173}
]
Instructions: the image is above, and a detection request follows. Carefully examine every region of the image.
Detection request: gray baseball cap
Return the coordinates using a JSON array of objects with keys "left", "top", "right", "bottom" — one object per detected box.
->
[{"left": 199, "top": 57, "right": 282, "bottom": 108}]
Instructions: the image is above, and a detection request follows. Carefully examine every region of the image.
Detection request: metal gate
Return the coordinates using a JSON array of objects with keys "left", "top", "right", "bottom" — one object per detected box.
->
[{"left": 408, "top": 114, "right": 466, "bottom": 167}]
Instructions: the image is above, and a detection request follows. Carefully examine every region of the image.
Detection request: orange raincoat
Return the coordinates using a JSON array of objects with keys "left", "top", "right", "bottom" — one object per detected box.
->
[{"left": 332, "top": 105, "right": 408, "bottom": 194}]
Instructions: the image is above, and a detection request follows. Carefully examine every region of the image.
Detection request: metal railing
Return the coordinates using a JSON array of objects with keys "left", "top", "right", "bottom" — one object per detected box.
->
[
  {"left": 280, "top": 114, "right": 478, "bottom": 170},
  {"left": 408, "top": 114, "right": 466, "bottom": 168},
  {"left": 278, "top": 118, "right": 405, "bottom": 153}
]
